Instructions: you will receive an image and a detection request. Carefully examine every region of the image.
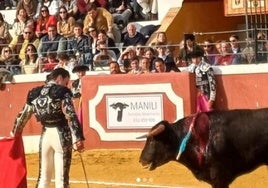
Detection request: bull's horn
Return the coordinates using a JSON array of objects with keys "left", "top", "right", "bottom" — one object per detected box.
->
[
  {"left": 148, "top": 124, "right": 165, "bottom": 137},
  {"left": 136, "top": 134, "right": 148, "bottom": 139}
]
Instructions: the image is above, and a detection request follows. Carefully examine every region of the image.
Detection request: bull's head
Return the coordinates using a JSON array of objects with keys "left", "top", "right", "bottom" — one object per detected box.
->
[
  {"left": 139, "top": 114, "right": 210, "bottom": 173},
  {"left": 138, "top": 120, "right": 182, "bottom": 170}
]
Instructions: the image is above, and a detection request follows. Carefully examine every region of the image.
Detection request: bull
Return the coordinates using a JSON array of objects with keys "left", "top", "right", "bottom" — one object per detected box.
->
[{"left": 138, "top": 108, "right": 268, "bottom": 188}]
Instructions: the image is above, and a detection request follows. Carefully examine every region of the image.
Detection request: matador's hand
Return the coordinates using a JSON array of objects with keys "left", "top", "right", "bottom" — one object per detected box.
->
[{"left": 74, "top": 141, "right": 84, "bottom": 153}]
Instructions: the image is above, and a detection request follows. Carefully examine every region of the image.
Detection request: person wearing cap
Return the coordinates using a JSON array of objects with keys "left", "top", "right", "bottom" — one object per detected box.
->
[
  {"left": 187, "top": 50, "right": 216, "bottom": 112},
  {"left": 176, "top": 33, "right": 204, "bottom": 67},
  {"left": 71, "top": 65, "right": 89, "bottom": 98}
]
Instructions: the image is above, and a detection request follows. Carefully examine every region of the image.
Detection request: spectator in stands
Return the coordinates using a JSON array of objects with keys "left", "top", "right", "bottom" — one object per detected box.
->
[
  {"left": 35, "top": 5, "right": 58, "bottom": 38},
  {"left": 93, "top": 41, "right": 117, "bottom": 69},
  {"left": 12, "top": 8, "right": 30, "bottom": 37},
  {"left": 151, "top": 57, "right": 168, "bottom": 73},
  {"left": 256, "top": 31, "right": 266, "bottom": 57},
  {"left": 20, "top": 44, "right": 40, "bottom": 74},
  {"left": 97, "top": 30, "right": 120, "bottom": 57},
  {"left": 57, "top": 6, "right": 75, "bottom": 38},
  {"left": 122, "top": 23, "right": 146, "bottom": 47},
  {"left": 155, "top": 42, "right": 178, "bottom": 72},
  {"left": 256, "top": 31, "right": 267, "bottom": 63},
  {"left": 76, "top": 0, "right": 92, "bottom": 21},
  {"left": 152, "top": 57, "right": 180, "bottom": 73},
  {"left": 155, "top": 31, "right": 167, "bottom": 43},
  {"left": 94, "top": 0, "right": 108, "bottom": 8},
  {"left": 83, "top": 3, "right": 121, "bottom": 43},
  {"left": 17, "top": 0, "right": 38, "bottom": 19},
  {"left": 88, "top": 26, "right": 99, "bottom": 58},
  {"left": 137, "top": 0, "right": 158, "bottom": 20},
  {"left": 40, "top": 51, "right": 58, "bottom": 72},
  {"left": 214, "top": 41, "right": 236, "bottom": 65},
  {"left": 143, "top": 46, "right": 156, "bottom": 71},
  {"left": 4, "top": 0, "right": 16, "bottom": 9},
  {"left": 215, "top": 40, "right": 222, "bottom": 54},
  {"left": 176, "top": 33, "right": 204, "bottom": 67},
  {"left": 0, "top": 46, "right": 21, "bottom": 74},
  {"left": 135, "top": 43, "right": 144, "bottom": 58},
  {"left": 36, "top": 0, "right": 60, "bottom": 17},
  {"left": 139, "top": 56, "right": 151, "bottom": 74},
  {"left": 108, "top": 0, "right": 133, "bottom": 30},
  {"left": 128, "top": 56, "right": 142, "bottom": 74},
  {"left": 38, "top": 24, "right": 65, "bottom": 58},
  {"left": 9, "top": 26, "right": 39, "bottom": 61},
  {"left": 59, "top": 0, "right": 78, "bottom": 18},
  {"left": 241, "top": 37, "right": 256, "bottom": 64},
  {"left": 25, "top": 18, "right": 37, "bottom": 31},
  {"left": 67, "top": 22, "right": 92, "bottom": 67},
  {"left": 0, "top": 13, "right": 12, "bottom": 44},
  {"left": 130, "top": 0, "right": 143, "bottom": 21},
  {"left": 202, "top": 38, "right": 218, "bottom": 65},
  {"left": 118, "top": 45, "right": 137, "bottom": 72},
  {"left": 109, "top": 60, "right": 123, "bottom": 74},
  {"left": 150, "top": 31, "right": 168, "bottom": 47},
  {"left": 229, "top": 34, "right": 242, "bottom": 64},
  {"left": 187, "top": 50, "right": 216, "bottom": 112},
  {"left": 54, "top": 53, "right": 73, "bottom": 72}
]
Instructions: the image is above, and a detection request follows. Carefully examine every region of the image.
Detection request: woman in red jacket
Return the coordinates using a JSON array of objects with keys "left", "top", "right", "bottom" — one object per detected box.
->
[{"left": 35, "top": 5, "right": 57, "bottom": 38}]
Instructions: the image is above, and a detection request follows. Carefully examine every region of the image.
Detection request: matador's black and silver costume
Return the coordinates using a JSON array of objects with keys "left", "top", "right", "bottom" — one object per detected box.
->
[
  {"left": 12, "top": 81, "right": 85, "bottom": 188},
  {"left": 188, "top": 59, "right": 216, "bottom": 101},
  {"left": 188, "top": 58, "right": 216, "bottom": 112}
]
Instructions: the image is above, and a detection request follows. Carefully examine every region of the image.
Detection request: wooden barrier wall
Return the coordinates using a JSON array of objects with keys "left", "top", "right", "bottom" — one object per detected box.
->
[{"left": 1, "top": 65, "right": 268, "bottom": 152}]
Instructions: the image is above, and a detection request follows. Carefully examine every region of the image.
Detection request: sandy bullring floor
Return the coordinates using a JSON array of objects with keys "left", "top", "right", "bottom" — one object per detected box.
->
[{"left": 26, "top": 149, "right": 268, "bottom": 188}]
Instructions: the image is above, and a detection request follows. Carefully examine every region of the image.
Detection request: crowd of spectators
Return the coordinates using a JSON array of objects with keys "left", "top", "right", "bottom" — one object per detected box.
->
[
  {"left": 0, "top": 0, "right": 162, "bottom": 75},
  {"left": 0, "top": 0, "right": 267, "bottom": 76}
]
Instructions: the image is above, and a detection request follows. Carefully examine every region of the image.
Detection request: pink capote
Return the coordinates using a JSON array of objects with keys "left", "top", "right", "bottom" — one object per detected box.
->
[
  {"left": 77, "top": 97, "right": 83, "bottom": 126},
  {"left": 196, "top": 93, "right": 211, "bottom": 113},
  {"left": 0, "top": 135, "right": 27, "bottom": 188}
]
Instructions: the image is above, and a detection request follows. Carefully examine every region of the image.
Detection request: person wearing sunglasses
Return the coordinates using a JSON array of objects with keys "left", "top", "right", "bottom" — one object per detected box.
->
[
  {"left": 9, "top": 26, "right": 39, "bottom": 61},
  {"left": 0, "top": 47, "right": 21, "bottom": 75},
  {"left": 35, "top": 5, "right": 57, "bottom": 38},
  {"left": 57, "top": 6, "right": 76, "bottom": 38},
  {"left": 35, "top": 0, "right": 60, "bottom": 18}
]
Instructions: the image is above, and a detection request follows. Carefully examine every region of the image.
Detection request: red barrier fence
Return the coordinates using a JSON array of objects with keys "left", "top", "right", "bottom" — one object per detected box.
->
[{"left": 1, "top": 65, "right": 268, "bottom": 152}]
